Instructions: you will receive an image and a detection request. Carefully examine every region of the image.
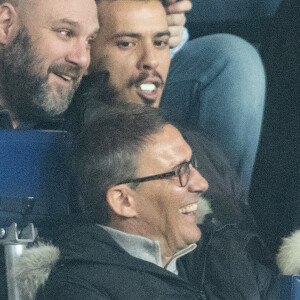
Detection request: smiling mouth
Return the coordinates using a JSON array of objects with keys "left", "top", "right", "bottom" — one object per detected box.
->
[
  {"left": 51, "top": 71, "right": 80, "bottom": 87},
  {"left": 179, "top": 203, "right": 198, "bottom": 216},
  {"left": 135, "top": 81, "right": 162, "bottom": 105},
  {"left": 140, "top": 83, "right": 157, "bottom": 93},
  {"left": 54, "top": 72, "right": 74, "bottom": 82},
  {"left": 57, "top": 74, "right": 73, "bottom": 82}
]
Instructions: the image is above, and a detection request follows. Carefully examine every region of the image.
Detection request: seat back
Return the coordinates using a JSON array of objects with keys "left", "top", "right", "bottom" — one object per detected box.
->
[{"left": 0, "top": 130, "right": 72, "bottom": 227}]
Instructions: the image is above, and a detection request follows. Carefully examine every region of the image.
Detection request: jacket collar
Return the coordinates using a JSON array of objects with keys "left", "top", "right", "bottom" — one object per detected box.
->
[
  {"left": 55, "top": 223, "right": 197, "bottom": 289},
  {"left": 100, "top": 225, "right": 196, "bottom": 275},
  {"left": 0, "top": 105, "right": 66, "bottom": 130}
]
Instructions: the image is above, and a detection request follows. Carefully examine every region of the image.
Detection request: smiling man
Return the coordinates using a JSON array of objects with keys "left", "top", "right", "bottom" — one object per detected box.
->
[
  {"left": 32, "top": 103, "right": 278, "bottom": 299},
  {"left": 38, "top": 103, "right": 209, "bottom": 299},
  {"left": 90, "top": 0, "right": 266, "bottom": 192},
  {"left": 0, "top": 1, "right": 99, "bottom": 298},
  {"left": 0, "top": 0, "right": 99, "bottom": 128}
]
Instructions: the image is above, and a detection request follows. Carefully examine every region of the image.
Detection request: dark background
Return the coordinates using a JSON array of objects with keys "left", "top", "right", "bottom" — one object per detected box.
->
[{"left": 186, "top": 0, "right": 300, "bottom": 257}]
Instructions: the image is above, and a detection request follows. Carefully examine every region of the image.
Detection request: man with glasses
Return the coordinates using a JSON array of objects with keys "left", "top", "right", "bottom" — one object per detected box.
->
[
  {"left": 118, "top": 158, "right": 196, "bottom": 187},
  {"left": 31, "top": 104, "right": 277, "bottom": 299}
]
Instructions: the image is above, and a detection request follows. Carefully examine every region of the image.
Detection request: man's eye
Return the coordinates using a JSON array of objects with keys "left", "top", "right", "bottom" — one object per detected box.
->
[
  {"left": 87, "top": 37, "right": 96, "bottom": 46},
  {"left": 116, "top": 41, "right": 135, "bottom": 49},
  {"left": 154, "top": 40, "right": 169, "bottom": 48},
  {"left": 57, "top": 30, "right": 72, "bottom": 39}
]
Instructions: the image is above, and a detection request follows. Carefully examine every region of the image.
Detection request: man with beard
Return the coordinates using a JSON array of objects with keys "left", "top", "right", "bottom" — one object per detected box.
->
[
  {"left": 90, "top": 0, "right": 266, "bottom": 192},
  {"left": 0, "top": 0, "right": 99, "bottom": 129},
  {"left": 0, "top": 0, "right": 99, "bottom": 298}
]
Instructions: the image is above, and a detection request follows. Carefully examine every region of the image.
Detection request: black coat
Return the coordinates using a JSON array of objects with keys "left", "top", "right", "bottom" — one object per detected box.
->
[
  {"left": 38, "top": 223, "right": 278, "bottom": 300},
  {"left": 38, "top": 224, "right": 203, "bottom": 300},
  {"left": 183, "top": 221, "right": 279, "bottom": 299}
]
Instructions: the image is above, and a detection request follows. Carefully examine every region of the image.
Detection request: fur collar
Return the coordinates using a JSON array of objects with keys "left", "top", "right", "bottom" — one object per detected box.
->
[
  {"left": 197, "top": 196, "right": 213, "bottom": 224},
  {"left": 12, "top": 242, "right": 60, "bottom": 299},
  {"left": 277, "top": 229, "right": 300, "bottom": 275}
]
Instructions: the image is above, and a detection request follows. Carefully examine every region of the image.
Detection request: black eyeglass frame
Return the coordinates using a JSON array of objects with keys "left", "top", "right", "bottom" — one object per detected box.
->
[{"left": 117, "top": 159, "right": 196, "bottom": 187}]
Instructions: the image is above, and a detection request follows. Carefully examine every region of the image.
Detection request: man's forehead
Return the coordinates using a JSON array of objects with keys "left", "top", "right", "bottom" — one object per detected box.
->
[
  {"left": 98, "top": 0, "right": 163, "bottom": 12},
  {"left": 98, "top": 0, "right": 168, "bottom": 31},
  {"left": 141, "top": 125, "right": 193, "bottom": 171},
  {"left": 21, "top": 0, "right": 99, "bottom": 29}
]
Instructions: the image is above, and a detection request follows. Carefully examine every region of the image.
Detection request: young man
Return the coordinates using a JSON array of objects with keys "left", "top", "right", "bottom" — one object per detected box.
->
[
  {"left": 0, "top": 0, "right": 99, "bottom": 129},
  {"left": 89, "top": 0, "right": 266, "bottom": 191},
  {"left": 16, "top": 104, "right": 277, "bottom": 299}
]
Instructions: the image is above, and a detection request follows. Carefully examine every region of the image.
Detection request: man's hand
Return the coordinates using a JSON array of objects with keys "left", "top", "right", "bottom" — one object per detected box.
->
[{"left": 164, "top": 0, "right": 192, "bottom": 48}]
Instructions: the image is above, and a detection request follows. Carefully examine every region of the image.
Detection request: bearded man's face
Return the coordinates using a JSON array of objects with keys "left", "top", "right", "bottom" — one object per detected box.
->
[
  {"left": 0, "top": 27, "right": 81, "bottom": 123},
  {"left": 0, "top": 0, "right": 99, "bottom": 124}
]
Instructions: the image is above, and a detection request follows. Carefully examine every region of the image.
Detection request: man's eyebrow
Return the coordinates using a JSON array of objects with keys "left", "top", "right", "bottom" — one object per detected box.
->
[
  {"left": 51, "top": 18, "right": 80, "bottom": 28},
  {"left": 113, "top": 32, "right": 141, "bottom": 39},
  {"left": 113, "top": 31, "right": 171, "bottom": 39},
  {"left": 176, "top": 153, "right": 194, "bottom": 167},
  {"left": 155, "top": 31, "right": 171, "bottom": 38},
  {"left": 169, "top": 158, "right": 189, "bottom": 170},
  {"left": 51, "top": 18, "right": 100, "bottom": 35}
]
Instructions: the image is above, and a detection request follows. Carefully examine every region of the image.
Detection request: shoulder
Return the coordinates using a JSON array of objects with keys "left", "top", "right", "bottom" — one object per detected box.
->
[{"left": 183, "top": 225, "right": 279, "bottom": 299}]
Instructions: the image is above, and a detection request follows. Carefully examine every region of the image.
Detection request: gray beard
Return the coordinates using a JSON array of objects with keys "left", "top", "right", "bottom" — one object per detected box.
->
[{"left": 0, "top": 27, "right": 75, "bottom": 124}]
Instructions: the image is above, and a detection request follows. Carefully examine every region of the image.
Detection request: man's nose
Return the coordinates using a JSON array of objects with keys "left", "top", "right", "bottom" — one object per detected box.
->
[
  {"left": 188, "top": 165, "right": 209, "bottom": 193},
  {"left": 66, "top": 40, "right": 90, "bottom": 70},
  {"left": 138, "top": 44, "right": 159, "bottom": 71}
]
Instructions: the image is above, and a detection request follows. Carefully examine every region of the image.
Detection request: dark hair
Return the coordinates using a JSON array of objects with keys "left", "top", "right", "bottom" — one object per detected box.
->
[
  {"left": 72, "top": 103, "right": 168, "bottom": 224},
  {"left": 97, "top": 0, "right": 164, "bottom": 26},
  {"left": 63, "top": 71, "right": 119, "bottom": 135}
]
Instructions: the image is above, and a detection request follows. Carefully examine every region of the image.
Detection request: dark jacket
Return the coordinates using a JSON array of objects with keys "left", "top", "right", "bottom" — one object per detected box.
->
[
  {"left": 183, "top": 221, "right": 279, "bottom": 300},
  {"left": 36, "top": 222, "right": 278, "bottom": 300},
  {"left": 38, "top": 224, "right": 203, "bottom": 300}
]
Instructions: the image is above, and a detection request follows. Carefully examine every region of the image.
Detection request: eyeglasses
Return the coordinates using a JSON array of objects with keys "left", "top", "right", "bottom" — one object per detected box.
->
[{"left": 118, "top": 158, "right": 197, "bottom": 187}]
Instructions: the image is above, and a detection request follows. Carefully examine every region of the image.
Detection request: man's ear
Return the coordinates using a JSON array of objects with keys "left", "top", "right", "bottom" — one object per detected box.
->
[
  {"left": 106, "top": 185, "right": 137, "bottom": 218},
  {"left": 0, "top": 3, "right": 20, "bottom": 46}
]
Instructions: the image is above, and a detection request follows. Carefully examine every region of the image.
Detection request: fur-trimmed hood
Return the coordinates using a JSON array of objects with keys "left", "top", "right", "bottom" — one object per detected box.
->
[
  {"left": 196, "top": 195, "right": 212, "bottom": 224},
  {"left": 12, "top": 242, "right": 60, "bottom": 300},
  {"left": 277, "top": 229, "right": 300, "bottom": 275}
]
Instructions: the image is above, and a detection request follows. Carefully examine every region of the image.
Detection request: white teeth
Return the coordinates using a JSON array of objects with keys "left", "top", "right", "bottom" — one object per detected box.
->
[
  {"left": 56, "top": 74, "right": 72, "bottom": 81},
  {"left": 140, "top": 83, "right": 156, "bottom": 93},
  {"left": 61, "top": 75, "right": 72, "bottom": 81},
  {"left": 179, "top": 203, "right": 198, "bottom": 214}
]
